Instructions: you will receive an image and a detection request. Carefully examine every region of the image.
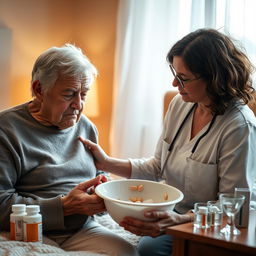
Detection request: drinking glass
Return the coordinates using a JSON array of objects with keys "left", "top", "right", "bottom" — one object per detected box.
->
[
  {"left": 250, "top": 178, "right": 256, "bottom": 210},
  {"left": 207, "top": 200, "right": 223, "bottom": 226},
  {"left": 194, "top": 202, "right": 210, "bottom": 229},
  {"left": 219, "top": 193, "right": 245, "bottom": 235}
]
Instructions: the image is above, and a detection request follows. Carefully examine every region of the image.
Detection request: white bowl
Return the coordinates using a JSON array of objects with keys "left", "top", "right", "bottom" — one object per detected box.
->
[{"left": 95, "top": 179, "right": 184, "bottom": 224}]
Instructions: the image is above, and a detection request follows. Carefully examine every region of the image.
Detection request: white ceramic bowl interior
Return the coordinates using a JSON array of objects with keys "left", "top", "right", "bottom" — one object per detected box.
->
[{"left": 95, "top": 179, "right": 184, "bottom": 224}]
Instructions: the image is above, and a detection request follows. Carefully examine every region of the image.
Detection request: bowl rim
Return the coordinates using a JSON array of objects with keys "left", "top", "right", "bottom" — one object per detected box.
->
[{"left": 95, "top": 179, "right": 184, "bottom": 207}]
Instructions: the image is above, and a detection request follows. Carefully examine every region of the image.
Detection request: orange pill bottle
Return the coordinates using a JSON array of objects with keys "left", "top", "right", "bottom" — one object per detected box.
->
[
  {"left": 10, "top": 204, "right": 26, "bottom": 241},
  {"left": 23, "top": 205, "right": 42, "bottom": 242}
]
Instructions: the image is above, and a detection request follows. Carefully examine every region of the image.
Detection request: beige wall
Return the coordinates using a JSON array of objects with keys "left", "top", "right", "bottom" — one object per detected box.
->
[{"left": 0, "top": 0, "right": 118, "bottom": 153}]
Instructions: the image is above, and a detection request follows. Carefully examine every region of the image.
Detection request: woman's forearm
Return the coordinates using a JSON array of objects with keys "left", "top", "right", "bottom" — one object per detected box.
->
[{"left": 104, "top": 158, "right": 132, "bottom": 178}]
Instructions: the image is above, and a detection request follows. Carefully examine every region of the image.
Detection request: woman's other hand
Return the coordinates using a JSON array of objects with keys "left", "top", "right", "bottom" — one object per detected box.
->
[{"left": 119, "top": 210, "right": 193, "bottom": 237}]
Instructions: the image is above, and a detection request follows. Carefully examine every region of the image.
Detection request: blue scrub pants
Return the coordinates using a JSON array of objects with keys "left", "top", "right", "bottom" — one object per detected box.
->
[{"left": 137, "top": 234, "right": 173, "bottom": 256}]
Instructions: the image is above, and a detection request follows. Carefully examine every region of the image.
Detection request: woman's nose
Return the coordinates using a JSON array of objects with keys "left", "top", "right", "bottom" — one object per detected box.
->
[{"left": 172, "top": 77, "right": 179, "bottom": 87}]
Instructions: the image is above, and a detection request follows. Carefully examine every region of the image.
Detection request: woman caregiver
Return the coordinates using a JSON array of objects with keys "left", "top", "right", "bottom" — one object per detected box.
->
[{"left": 79, "top": 28, "right": 256, "bottom": 256}]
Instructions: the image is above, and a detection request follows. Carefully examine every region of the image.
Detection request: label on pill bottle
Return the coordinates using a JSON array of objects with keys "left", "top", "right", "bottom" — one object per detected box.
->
[
  {"left": 23, "top": 222, "right": 42, "bottom": 242},
  {"left": 10, "top": 219, "right": 23, "bottom": 241}
]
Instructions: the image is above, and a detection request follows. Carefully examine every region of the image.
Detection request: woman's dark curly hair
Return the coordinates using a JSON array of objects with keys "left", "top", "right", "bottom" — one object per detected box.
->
[{"left": 167, "top": 28, "right": 255, "bottom": 115}]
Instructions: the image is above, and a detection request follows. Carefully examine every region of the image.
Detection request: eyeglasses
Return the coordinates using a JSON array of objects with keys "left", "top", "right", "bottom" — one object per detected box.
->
[{"left": 169, "top": 65, "right": 201, "bottom": 88}]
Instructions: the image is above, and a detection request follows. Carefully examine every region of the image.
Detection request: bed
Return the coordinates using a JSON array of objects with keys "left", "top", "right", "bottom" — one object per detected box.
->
[{"left": 0, "top": 214, "right": 140, "bottom": 256}]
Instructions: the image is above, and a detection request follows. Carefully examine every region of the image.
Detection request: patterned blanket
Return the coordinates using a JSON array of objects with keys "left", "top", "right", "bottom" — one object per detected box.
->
[{"left": 0, "top": 214, "right": 140, "bottom": 256}]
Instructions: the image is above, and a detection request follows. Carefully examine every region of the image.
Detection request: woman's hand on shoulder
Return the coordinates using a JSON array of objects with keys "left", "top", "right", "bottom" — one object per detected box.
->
[{"left": 79, "top": 136, "right": 110, "bottom": 171}]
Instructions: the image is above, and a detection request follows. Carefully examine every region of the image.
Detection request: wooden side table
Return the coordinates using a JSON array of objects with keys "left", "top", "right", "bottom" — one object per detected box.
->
[{"left": 166, "top": 210, "right": 256, "bottom": 256}]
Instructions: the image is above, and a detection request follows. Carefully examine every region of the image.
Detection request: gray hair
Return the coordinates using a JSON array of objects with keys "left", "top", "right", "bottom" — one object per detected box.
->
[{"left": 31, "top": 44, "right": 97, "bottom": 96}]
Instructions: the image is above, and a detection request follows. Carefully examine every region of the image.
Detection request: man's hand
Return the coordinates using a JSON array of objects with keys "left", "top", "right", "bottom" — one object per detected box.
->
[{"left": 61, "top": 175, "right": 107, "bottom": 216}]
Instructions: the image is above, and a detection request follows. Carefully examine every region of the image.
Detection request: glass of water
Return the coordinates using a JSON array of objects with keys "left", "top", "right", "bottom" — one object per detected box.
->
[
  {"left": 194, "top": 202, "right": 210, "bottom": 229},
  {"left": 219, "top": 193, "right": 245, "bottom": 235},
  {"left": 207, "top": 200, "right": 223, "bottom": 226}
]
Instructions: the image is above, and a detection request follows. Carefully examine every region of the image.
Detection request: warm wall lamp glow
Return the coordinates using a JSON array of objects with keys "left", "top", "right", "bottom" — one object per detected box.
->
[{"left": 83, "top": 80, "right": 99, "bottom": 117}]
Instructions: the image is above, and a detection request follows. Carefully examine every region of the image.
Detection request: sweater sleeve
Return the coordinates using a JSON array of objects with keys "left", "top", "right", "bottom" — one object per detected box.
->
[{"left": 0, "top": 135, "right": 66, "bottom": 231}]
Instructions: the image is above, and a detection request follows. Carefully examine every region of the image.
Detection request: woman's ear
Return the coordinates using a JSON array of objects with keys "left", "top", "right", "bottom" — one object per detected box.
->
[{"left": 32, "top": 80, "right": 43, "bottom": 101}]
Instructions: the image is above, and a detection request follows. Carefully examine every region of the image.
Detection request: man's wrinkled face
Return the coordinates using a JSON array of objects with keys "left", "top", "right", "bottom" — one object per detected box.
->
[{"left": 40, "top": 76, "right": 88, "bottom": 129}]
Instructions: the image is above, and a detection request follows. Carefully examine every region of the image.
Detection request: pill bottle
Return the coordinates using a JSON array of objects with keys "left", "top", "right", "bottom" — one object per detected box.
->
[
  {"left": 10, "top": 204, "right": 26, "bottom": 241},
  {"left": 23, "top": 205, "right": 42, "bottom": 242}
]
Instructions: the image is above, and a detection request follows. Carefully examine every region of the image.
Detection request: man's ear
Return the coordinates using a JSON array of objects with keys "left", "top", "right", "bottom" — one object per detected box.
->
[{"left": 32, "top": 80, "right": 44, "bottom": 101}]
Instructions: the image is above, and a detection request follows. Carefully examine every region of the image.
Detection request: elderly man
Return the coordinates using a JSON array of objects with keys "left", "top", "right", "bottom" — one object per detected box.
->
[{"left": 0, "top": 44, "right": 138, "bottom": 256}]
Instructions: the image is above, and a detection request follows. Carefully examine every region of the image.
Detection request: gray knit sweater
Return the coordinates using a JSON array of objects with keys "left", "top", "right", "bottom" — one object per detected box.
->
[{"left": 0, "top": 102, "right": 98, "bottom": 234}]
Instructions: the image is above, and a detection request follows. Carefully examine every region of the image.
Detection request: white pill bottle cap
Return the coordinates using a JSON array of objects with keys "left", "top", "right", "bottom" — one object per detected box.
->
[
  {"left": 26, "top": 205, "right": 40, "bottom": 215},
  {"left": 12, "top": 204, "right": 26, "bottom": 213}
]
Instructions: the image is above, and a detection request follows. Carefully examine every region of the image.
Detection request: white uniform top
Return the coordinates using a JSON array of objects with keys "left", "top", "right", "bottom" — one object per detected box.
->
[{"left": 130, "top": 95, "right": 256, "bottom": 213}]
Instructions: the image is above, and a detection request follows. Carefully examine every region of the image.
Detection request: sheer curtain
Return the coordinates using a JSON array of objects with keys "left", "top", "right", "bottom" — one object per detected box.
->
[{"left": 110, "top": 0, "right": 256, "bottom": 158}]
